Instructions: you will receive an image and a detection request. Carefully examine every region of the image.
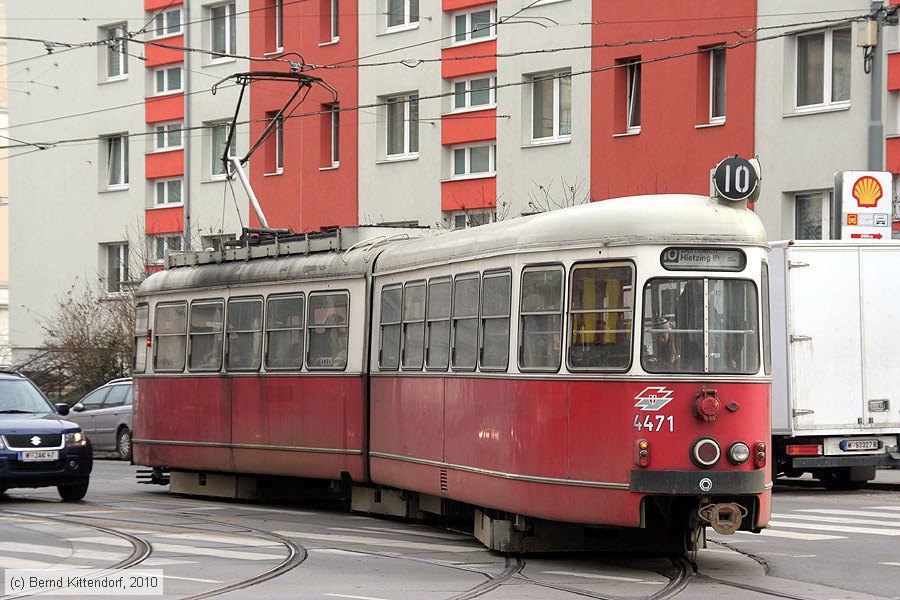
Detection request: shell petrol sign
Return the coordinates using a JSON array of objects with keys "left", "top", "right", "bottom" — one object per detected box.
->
[{"left": 835, "top": 171, "right": 893, "bottom": 241}]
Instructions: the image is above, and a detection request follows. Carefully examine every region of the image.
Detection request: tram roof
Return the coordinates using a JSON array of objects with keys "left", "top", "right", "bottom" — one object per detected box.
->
[{"left": 373, "top": 194, "right": 768, "bottom": 273}]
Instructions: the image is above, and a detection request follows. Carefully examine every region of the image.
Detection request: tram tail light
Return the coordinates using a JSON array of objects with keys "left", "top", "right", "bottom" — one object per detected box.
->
[
  {"left": 755, "top": 441, "right": 767, "bottom": 468},
  {"left": 634, "top": 439, "right": 650, "bottom": 467},
  {"left": 785, "top": 444, "right": 821, "bottom": 456}
]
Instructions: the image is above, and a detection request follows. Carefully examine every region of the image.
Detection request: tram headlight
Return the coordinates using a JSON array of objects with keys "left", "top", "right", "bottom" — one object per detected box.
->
[
  {"left": 690, "top": 437, "right": 721, "bottom": 469},
  {"left": 727, "top": 442, "right": 751, "bottom": 465}
]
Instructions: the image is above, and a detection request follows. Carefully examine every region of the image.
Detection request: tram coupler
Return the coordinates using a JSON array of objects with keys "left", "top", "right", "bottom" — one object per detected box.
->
[{"left": 696, "top": 502, "right": 747, "bottom": 535}]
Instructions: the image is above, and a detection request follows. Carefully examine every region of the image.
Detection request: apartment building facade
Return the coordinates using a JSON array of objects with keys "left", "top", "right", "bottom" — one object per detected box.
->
[
  {"left": 6, "top": 0, "right": 250, "bottom": 359},
  {"left": 6, "top": 1, "right": 900, "bottom": 360}
]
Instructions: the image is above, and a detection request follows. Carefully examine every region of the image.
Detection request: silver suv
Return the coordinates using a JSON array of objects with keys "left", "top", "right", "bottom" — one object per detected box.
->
[{"left": 68, "top": 378, "right": 133, "bottom": 461}]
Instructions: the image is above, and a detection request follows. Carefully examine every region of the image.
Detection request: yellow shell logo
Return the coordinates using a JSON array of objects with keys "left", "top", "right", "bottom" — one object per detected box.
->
[{"left": 852, "top": 176, "right": 883, "bottom": 208}]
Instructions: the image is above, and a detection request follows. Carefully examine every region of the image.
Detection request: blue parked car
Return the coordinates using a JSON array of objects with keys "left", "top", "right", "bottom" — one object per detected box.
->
[{"left": 0, "top": 371, "right": 92, "bottom": 501}]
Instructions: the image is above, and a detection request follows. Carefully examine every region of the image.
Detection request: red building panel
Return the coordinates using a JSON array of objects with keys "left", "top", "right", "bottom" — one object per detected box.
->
[
  {"left": 248, "top": 0, "right": 359, "bottom": 232},
  {"left": 145, "top": 205, "right": 184, "bottom": 235},
  {"left": 145, "top": 150, "right": 184, "bottom": 179},
  {"left": 888, "top": 52, "right": 900, "bottom": 91},
  {"left": 441, "top": 109, "right": 497, "bottom": 145},
  {"left": 591, "top": 1, "right": 756, "bottom": 199},
  {"left": 443, "top": 0, "right": 496, "bottom": 11},
  {"left": 145, "top": 93, "right": 184, "bottom": 124},
  {"left": 885, "top": 137, "right": 900, "bottom": 173},
  {"left": 441, "top": 40, "right": 497, "bottom": 80},
  {"left": 145, "top": 0, "right": 182, "bottom": 10},
  {"left": 145, "top": 35, "right": 184, "bottom": 67},
  {"left": 441, "top": 177, "right": 497, "bottom": 211}
]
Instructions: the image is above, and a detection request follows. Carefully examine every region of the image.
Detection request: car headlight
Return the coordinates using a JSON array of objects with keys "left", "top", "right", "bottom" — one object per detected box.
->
[
  {"left": 727, "top": 441, "right": 751, "bottom": 465},
  {"left": 65, "top": 432, "right": 87, "bottom": 447}
]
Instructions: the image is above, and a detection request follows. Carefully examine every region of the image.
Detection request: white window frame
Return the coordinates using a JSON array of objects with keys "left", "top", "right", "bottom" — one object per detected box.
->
[
  {"left": 385, "top": 93, "right": 419, "bottom": 159},
  {"left": 709, "top": 46, "right": 726, "bottom": 123},
  {"left": 452, "top": 6, "right": 497, "bottom": 45},
  {"left": 451, "top": 143, "right": 496, "bottom": 179},
  {"left": 154, "top": 121, "right": 183, "bottom": 151},
  {"left": 452, "top": 210, "right": 495, "bottom": 229},
  {"left": 530, "top": 70, "right": 571, "bottom": 144},
  {"left": 210, "top": 2, "right": 237, "bottom": 60},
  {"left": 154, "top": 178, "right": 183, "bottom": 206},
  {"left": 330, "top": 104, "right": 340, "bottom": 166},
  {"left": 210, "top": 121, "right": 235, "bottom": 179},
  {"left": 104, "top": 134, "right": 129, "bottom": 189},
  {"left": 266, "top": 114, "right": 284, "bottom": 175},
  {"left": 451, "top": 75, "right": 496, "bottom": 112},
  {"left": 151, "top": 8, "right": 182, "bottom": 39},
  {"left": 105, "top": 243, "right": 129, "bottom": 294},
  {"left": 386, "top": 0, "right": 419, "bottom": 31},
  {"left": 330, "top": 0, "right": 339, "bottom": 41},
  {"left": 154, "top": 66, "right": 182, "bottom": 95},
  {"left": 794, "top": 191, "right": 833, "bottom": 240},
  {"left": 795, "top": 26, "right": 851, "bottom": 113},
  {"left": 104, "top": 25, "right": 128, "bottom": 81},
  {"left": 152, "top": 234, "right": 183, "bottom": 263},
  {"left": 626, "top": 59, "right": 641, "bottom": 133}
]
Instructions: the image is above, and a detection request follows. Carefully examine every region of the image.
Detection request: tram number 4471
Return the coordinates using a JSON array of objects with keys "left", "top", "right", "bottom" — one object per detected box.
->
[{"left": 634, "top": 414, "right": 675, "bottom": 433}]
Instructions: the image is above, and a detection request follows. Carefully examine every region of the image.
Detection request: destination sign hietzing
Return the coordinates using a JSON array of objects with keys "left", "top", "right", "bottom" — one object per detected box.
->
[{"left": 661, "top": 248, "right": 746, "bottom": 271}]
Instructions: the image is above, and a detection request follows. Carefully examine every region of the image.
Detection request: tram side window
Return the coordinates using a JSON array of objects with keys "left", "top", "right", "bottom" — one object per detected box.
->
[
  {"left": 568, "top": 264, "right": 634, "bottom": 370},
  {"left": 641, "top": 278, "right": 759, "bottom": 374},
  {"left": 308, "top": 292, "right": 349, "bottom": 370},
  {"left": 425, "top": 278, "right": 451, "bottom": 370},
  {"left": 226, "top": 297, "right": 262, "bottom": 371},
  {"left": 519, "top": 267, "right": 563, "bottom": 371},
  {"left": 189, "top": 301, "right": 224, "bottom": 371},
  {"left": 154, "top": 303, "right": 186, "bottom": 372},
  {"left": 379, "top": 286, "right": 402, "bottom": 370},
  {"left": 452, "top": 274, "right": 480, "bottom": 371},
  {"left": 134, "top": 304, "right": 149, "bottom": 373},
  {"left": 402, "top": 281, "right": 426, "bottom": 370},
  {"left": 265, "top": 294, "right": 305, "bottom": 370},
  {"left": 480, "top": 271, "right": 511, "bottom": 371}
]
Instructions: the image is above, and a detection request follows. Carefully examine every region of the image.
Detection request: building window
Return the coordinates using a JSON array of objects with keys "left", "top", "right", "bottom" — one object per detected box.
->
[
  {"left": 710, "top": 47, "right": 726, "bottom": 122},
  {"left": 531, "top": 71, "right": 571, "bottom": 142},
  {"left": 796, "top": 27, "right": 851, "bottom": 110},
  {"left": 104, "top": 25, "right": 128, "bottom": 80},
  {"left": 330, "top": 104, "right": 340, "bottom": 166},
  {"left": 387, "top": 0, "right": 418, "bottom": 29},
  {"left": 265, "top": 112, "right": 283, "bottom": 174},
  {"left": 152, "top": 234, "right": 183, "bottom": 262},
  {"left": 795, "top": 191, "right": 833, "bottom": 240},
  {"left": 210, "top": 122, "right": 234, "bottom": 178},
  {"left": 626, "top": 59, "right": 642, "bottom": 132},
  {"left": 386, "top": 93, "right": 419, "bottom": 158},
  {"left": 453, "top": 6, "right": 496, "bottom": 44},
  {"left": 331, "top": 0, "right": 339, "bottom": 40},
  {"left": 452, "top": 210, "right": 494, "bottom": 229},
  {"left": 452, "top": 143, "right": 496, "bottom": 178},
  {"left": 155, "top": 179, "right": 183, "bottom": 205},
  {"left": 104, "top": 135, "right": 128, "bottom": 188},
  {"left": 211, "top": 2, "right": 237, "bottom": 59},
  {"left": 105, "top": 243, "right": 129, "bottom": 293},
  {"left": 151, "top": 8, "right": 182, "bottom": 39},
  {"left": 452, "top": 75, "right": 496, "bottom": 111},
  {"left": 275, "top": 0, "right": 284, "bottom": 50},
  {"left": 154, "top": 66, "right": 182, "bottom": 95},
  {"left": 154, "top": 122, "right": 183, "bottom": 151}
]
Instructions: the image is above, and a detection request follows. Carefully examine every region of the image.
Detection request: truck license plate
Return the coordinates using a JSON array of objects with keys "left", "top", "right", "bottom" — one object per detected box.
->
[
  {"left": 839, "top": 439, "right": 880, "bottom": 451},
  {"left": 18, "top": 450, "right": 58, "bottom": 462}
]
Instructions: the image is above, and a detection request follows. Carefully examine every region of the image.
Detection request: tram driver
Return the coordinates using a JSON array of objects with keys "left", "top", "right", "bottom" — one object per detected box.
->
[{"left": 643, "top": 317, "right": 677, "bottom": 369}]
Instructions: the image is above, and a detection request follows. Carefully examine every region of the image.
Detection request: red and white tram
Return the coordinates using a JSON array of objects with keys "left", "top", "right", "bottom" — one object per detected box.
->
[{"left": 133, "top": 193, "right": 772, "bottom": 551}]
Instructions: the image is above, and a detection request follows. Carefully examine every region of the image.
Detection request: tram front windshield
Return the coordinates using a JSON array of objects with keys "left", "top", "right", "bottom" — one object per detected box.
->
[{"left": 641, "top": 278, "right": 759, "bottom": 374}]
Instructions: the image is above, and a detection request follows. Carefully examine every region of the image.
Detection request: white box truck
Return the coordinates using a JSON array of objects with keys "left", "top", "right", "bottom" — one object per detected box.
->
[{"left": 770, "top": 241, "right": 900, "bottom": 489}]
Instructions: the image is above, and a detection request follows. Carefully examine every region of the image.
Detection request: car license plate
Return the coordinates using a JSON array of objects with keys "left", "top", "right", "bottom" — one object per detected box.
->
[
  {"left": 839, "top": 439, "right": 880, "bottom": 451},
  {"left": 18, "top": 450, "right": 58, "bottom": 462}
]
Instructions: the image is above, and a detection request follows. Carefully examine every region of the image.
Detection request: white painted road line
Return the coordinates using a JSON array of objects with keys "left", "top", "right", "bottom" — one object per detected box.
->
[
  {"left": 768, "top": 521, "right": 900, "bottom": 536},
  {"left": 542, "top": 570, "right": 659, "bottom": 583},
  {"left": 771, "top": 513, "right": 900, "bottom": 527},
  {"left": 0, "top": 542, "right": 124, "bottom": 561},
  {"left": 155, "top": 532, "right": 283, "bottom": 547},
  {"left": 738, "top": 529, "right": 844, "bottom": 541}
]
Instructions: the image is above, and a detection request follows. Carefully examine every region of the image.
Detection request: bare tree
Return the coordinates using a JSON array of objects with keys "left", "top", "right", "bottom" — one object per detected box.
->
[{"left": 525, "top": 176, "right": 594, "bottom": 214}]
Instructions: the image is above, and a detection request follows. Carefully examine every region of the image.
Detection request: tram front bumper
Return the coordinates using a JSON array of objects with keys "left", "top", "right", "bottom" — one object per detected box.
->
[{"left": 630, "top": 469, "right": 766, "bottom": 495}]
